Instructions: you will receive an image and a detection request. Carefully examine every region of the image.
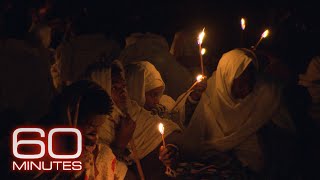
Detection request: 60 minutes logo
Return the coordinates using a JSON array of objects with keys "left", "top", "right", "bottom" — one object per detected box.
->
[{"left": 12, "top": 128, "right": 83, "bottom": 171}]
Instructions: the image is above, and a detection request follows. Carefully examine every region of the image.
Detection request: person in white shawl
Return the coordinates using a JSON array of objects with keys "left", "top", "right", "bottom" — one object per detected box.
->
[
  {"left": 177, "top": 49, "right": 295, "bottom": 172},
  {"left": 125, "top": 61, "right": 176, "bottom": 116},
  {"left": 84, "top": 60, "right": 181, "bottom": 179}
]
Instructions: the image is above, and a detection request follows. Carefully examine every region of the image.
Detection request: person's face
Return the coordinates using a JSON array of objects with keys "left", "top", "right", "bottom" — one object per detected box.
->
[
  {"left": 144, "top": 86, "right": 164, "bottom": 110},
  {"left": 231, "top": 63, "right": 256, "bottom": 99},
  {"left": 111, "top": 74, "right": 128, "bottom": 111},
  {"left": 81, "top": 114, "right": 106, "bottom": 146}
]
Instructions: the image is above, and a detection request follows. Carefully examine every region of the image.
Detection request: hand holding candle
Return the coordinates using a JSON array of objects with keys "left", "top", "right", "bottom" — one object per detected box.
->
[
  {"left": 158, "top": 123, "right": 177, "bottom": 177},
  {"left": 171, "top": 74, "right": 206, "bottom": 111}
]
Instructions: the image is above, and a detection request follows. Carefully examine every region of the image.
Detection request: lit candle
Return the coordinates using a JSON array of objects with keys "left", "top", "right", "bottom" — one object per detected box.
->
[
  {"left": 241, "top": 18, "right": 246, "bottom": 30},
  {"left": 171, "top": 74, "right": 205, "bottom": 111},
  {"left": 197, "top": 28, "right": 206, "bottom": 75},
  {"left": 159, "top": 123, "right": 166, "bottom": 147},
  {"left": 201, "top": 48, "right": 206, "bottom": 55},
  {"left": 240, "top": 18, "right": 246, "bottom": 46},
  {"left": 158, "top": 123, "right": 177, "bottom": 177},
  {"left": 253, "top": 29, "right": 269, "bottom": 50}
]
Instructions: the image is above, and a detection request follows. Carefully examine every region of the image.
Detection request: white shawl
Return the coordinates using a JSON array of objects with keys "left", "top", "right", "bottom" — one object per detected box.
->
[
  {"left": 88, "top": 60, "right": 181, "bottom": 159},
  {"left": 125, "top": 61, "right": 175, "bottom": 110},
  {"left": 179, "top": 49, "right": 293, "bottom": 168}
]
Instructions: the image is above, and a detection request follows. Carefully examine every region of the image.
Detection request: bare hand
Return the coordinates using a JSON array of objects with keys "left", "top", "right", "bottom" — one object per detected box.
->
[
  {"left": 190, "top": 79, "right": 207, "bottom": 101},
  {"left": 159, "top": 145, "right": 179, "bottom": 167}
]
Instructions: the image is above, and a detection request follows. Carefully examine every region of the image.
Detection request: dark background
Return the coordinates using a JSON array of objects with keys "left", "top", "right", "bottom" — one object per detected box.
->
[{"left": 2, "top": 0, "right": 320, "bottom": 73}]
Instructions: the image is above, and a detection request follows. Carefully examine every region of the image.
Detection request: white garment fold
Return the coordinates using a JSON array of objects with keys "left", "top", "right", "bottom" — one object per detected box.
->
[
  {"left": 125, "top": 61, "right": 175, "bottom": 110},
  {"left": 88, "top": 60, "right": 181, "bottom": 160},
  {"left": 178, "top": 49, "right": 293, "bottom": 170}
]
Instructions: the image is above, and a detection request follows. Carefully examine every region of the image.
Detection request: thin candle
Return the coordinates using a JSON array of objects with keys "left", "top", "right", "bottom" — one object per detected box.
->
[
  {"left": 253, "top": 29, "right": 269, "bottom": 50},
  {"left": 197, "top": 28, "right": 205, "bottom": 75},
  {"left": 158, "top": 123, "right": 166, "bottom": 147},
  {"left": 172, "top": 74, "right": 205, "bottom": 111},
  {"left": 240, "top": 18, "right": 246, "bottom": 46}
]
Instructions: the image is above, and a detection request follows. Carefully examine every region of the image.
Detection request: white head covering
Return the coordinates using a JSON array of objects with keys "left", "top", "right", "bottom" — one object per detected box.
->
[
  {"left": 85, "top": 60, "right": 127, "bottom": 121},
  {"left": 85, "top": 60, "right": 180, "bottom": 160},
  {"left": 126, "top": 61, "right": 165, "bottom": 106},
  {"left": 181, "top": 49, "right": 283, "bottom": 162}
]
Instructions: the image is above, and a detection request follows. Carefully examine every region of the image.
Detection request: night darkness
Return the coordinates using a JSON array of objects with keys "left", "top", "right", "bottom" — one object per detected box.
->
[
  {"left": 1, "top": 0, "right": 320, "bottom": 179},
  {"left": 2, "top": 1, "right": 320, "bottom": 71}
]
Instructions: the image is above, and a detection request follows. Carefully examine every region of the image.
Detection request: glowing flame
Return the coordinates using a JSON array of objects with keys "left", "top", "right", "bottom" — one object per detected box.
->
[
  {"left": 196, "top": 75, "right": 204, "bottom": 82},
  {"left": 158, "top": 123, "right": 164, "bottom": 135},
  {"left": 197, "top": 28, "right": 205, "bottom": 45},
  {"left": 261, "top": 29, "right": 269, "bottom": 38},
  {"left": 201, "top": 48, "right": 206, "bottom": 55},
  {"left": 241, "top": 18, "right": 246, "bottom": 30}
]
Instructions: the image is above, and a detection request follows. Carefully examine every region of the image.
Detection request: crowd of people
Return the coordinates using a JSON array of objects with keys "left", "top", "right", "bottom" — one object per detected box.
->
[{"left": 1, "top": 2, "right": 320, "bottom": 180}]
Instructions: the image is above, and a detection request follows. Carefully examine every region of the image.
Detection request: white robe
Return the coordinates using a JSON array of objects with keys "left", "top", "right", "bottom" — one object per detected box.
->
[
  {"left": 177, "top": 49, "right": 294, "bottom": 170},
  {"left": 88, "top": 60, "right": 181, "bottom": 160},
  {"left": 125, "top": 61, "right": 175, "bottom": 111}
]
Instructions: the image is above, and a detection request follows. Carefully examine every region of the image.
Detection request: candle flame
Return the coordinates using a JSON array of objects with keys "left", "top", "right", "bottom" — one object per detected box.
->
[
  {"left": 197, "top": 28, "right": 205, "bottom": 45},
  {"left": 196, "top": 74, "right": 204, "bottom": 82},
  {"left": 159, "top": 123, "right": 164, "bottom": 135},
  {"left": 201, "top": 48, "right": 206, "bottom": 55},
  {"left": 241, "top": 18, "right": 246, "bottom": 30},
  {"left": 261, "top": 29, "right": 269, "bottom": 38}
]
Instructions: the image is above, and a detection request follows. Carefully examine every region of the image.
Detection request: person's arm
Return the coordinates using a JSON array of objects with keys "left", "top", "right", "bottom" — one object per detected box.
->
[
  {"left": 184, "top": 96, "right": 200, "bottom": 127},
  {"left": 111, "top": 115, "right": 135, "bottom": 163},
  {"left": 184, "top": 79, "right": 207, "bottom": 127}
]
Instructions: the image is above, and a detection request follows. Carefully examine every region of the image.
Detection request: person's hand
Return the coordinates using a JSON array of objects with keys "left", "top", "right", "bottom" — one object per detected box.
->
[
  {"left": 114, "top": 114, "right": 136, "bottom": 150},
  {"left": 190, "top": 78, "right": 207, "bottom": 101},
  {"left": 159, "top": 145, "right": 179, "bottom": 167}
]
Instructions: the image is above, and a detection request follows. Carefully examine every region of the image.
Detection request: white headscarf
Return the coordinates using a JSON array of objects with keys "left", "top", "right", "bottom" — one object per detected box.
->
[
  {"left": 87, "top": 60, "right": 180, "bottom": 159},
  {"left": 126, "top": 61, "right": 165, "bottom": 106},
  {"left": 181, "top": 49, "right": 284, "bottom": 159}
]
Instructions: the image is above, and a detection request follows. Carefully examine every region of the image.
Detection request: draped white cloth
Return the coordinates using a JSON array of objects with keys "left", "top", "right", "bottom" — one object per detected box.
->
[
  {"left": 88, "top": 60, "right": 181, "bottom": 160},
  {"left": 178, "top": 49, "right": 294, "bottom": 170},
  {"left": 125, "top": 61, "right": 175, "bottom": 110}
]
